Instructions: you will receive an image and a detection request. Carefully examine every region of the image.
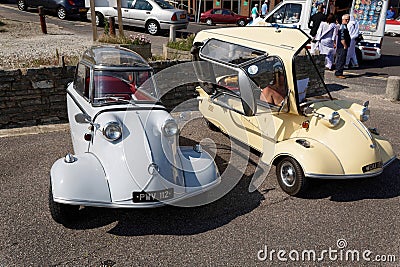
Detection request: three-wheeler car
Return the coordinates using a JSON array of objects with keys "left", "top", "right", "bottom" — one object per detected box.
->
[
  {"left": 192, "top": 27, "right": 396, "bottom": 196},
  {"left": 49, "top": 46, "right": 220, "bottom": 224}
]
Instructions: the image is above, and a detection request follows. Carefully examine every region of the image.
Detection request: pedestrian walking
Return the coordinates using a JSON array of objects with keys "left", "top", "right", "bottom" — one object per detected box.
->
[
  {"left": 334, "top": 14, "right": 351, "bottom": 79},
  {"left": 252, "top": 4, "right": 259, "bottom": 21},
  {"left": 345, "top": 15, "right": 359, "bottom": 68},
  {"left": 261, "top": 1, "right": 268, "bottom": 18},
  {"left": 315, "top": 13, "right": 337, "bottom": 70}
]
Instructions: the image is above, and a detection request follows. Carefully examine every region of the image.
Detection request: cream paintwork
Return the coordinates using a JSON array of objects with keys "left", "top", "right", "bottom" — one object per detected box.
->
[{"left": 194, "top": 27, "right": 395, "bottom": 180}]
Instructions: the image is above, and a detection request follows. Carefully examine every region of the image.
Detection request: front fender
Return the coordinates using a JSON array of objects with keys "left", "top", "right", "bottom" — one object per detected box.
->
[
  {"left": 179, "top": 147, "right": 220, "bottom": 193},
  {"left": 264, "top": 138, "right": 345, "bottom": 176},
  {"left": 50, "top": 153, "right": 111, "bottom": 204}
]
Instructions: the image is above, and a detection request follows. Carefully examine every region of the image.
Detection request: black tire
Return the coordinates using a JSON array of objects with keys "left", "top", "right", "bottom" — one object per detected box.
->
[
  {"left": 146, "top": 20, "right": 160, "bottom": 35},
  {"left": 57, "top": 6, "right": 67, "bottom": 20},
  {"left": 389, "top": 32, "right": 397, "bottom": 37},
  {"left": 17, "top": 0, "right": 27, "bottom": 11},
  {"left": 237, "top": 19, "right": 246, "bottom": 27},
  {"left": 205, "top": 18, "right": 213, "bottom": 26},
  {"left": 48, "top": 184, "right": 79, "bottom": 224},
  {"left": 206, "top": 120, "right": 220, "bottom": 132},
  {"left": 95, "top": 12, "right": 104, "bottom": 27},
  {"left": 276, "top": 157, "right": 308, "bottom": 196}
]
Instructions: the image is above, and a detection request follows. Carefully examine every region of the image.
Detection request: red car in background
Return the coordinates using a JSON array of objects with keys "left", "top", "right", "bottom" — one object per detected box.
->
[
  {"left": 200, "top": 8, "right": 250, "bottom": 26},
  {"left": 385, "top": 17, "right": 400, "bottom": 37}
]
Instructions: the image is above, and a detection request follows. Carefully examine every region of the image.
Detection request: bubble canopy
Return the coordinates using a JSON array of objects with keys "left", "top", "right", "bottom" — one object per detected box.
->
[{"left": 81, "top": 45, "right": 150, "bottom": 69}]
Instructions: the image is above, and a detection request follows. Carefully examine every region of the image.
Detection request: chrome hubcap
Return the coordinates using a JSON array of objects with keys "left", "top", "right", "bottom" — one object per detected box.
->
[
  {"left": 58, "top": 9, "right": 66, "bottom": 19},
  {"left": 148, "top": 23, "right": 157, "bottom": 34},
  {"left": 280, "top": 162, "right": 296, "bottom": 187}
]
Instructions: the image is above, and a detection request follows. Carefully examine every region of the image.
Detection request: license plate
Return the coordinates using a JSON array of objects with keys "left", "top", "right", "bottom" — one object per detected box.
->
[
  {"left": 79, "top": 8, "right": 87, "bottom": 12},
  {"left": 132, "top": 188, "right": 174, "bottom": 202},
  {"left": 180, "top": 14, "right": 186, "bottom": 19},
  {"left": 362, "top": 161, "right": 382, "bottom": 173}
]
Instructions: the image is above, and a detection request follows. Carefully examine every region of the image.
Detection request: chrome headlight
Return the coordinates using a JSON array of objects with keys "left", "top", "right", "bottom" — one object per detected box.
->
[
  {"left": 162, "top": 119, "right": 179, "bottom": 137},
  {"left": 328, "top": 111, "right": 340, "bottom": 126},
  {"left": 102, "top": 122, "right": 122, "bottom": 141},
  {"left": 360, "top": 107, "right": 370, "bottom": 122}
]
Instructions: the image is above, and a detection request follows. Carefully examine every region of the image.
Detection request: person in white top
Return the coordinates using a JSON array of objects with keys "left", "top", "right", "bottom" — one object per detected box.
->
[
  {"left": 345, "top": 15, "right": 360, "bottom": 68},
  {"left": 315, "top": 13, "right": 338, "bottom": 70}
]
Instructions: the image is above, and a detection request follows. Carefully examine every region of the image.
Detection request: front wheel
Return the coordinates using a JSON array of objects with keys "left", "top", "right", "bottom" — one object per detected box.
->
[
  {"left": 49, "top": 184, "right": 79, "bottom": 224},
  {"left": 206, "top": 18, "right": 213, "bottom": 25},
  {"left": 389, "top": 32, "right": 397, "bottom": 37},
  {"left": 237, "top": 19, "right": 246, "bottom": 26},
  {"left": 146, "top": 20, "right": 160, "bottom": 35},
  {"left": 17, "top": 0, "right": 27, "bottom": 11},
  {"left": 276, "top": 157, "right": 308, "bottom": 196},
  {"left": 57, "top": 6, "right": 67, "bottom": 20}
]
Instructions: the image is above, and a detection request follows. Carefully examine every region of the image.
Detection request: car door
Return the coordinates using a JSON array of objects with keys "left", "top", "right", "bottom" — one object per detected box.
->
[
  {"left": 124, "top": 0, "right": 153, "bottom": 27},
  {"left": 221, "top": 9, "right": 235, "bottom": 24},
  {"left": 67, "top": 63, "right": 93, "bottom": 154}
]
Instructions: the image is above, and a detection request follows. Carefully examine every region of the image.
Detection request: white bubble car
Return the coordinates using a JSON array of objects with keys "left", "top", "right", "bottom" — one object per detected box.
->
[{"left": 49, "top": 46, "right": 220, "bottom": 224}]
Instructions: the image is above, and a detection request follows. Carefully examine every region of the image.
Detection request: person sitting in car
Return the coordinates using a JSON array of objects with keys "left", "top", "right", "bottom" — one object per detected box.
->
[{"left": 260, "top": 67, "right": 286, "bottom": 106}]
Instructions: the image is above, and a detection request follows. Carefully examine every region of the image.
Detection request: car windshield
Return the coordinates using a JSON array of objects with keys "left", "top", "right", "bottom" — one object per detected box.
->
[
  {"left": 92, "top": 69, "right": 159, "bottom": 105},
  {"left": 293, "top": 47, "right": 332, "bottom": 104},
  {"left": 154, "top": 0, "right": 174, "bottom": 9}
]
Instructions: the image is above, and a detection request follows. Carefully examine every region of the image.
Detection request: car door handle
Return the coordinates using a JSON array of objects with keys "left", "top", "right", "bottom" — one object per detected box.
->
[{"left": 146, "top": 12, "right": 150, "bottom": 14}]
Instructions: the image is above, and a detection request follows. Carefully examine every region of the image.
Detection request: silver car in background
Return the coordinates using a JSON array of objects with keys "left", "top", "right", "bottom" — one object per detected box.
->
[{"left": 88, "top": 0, "right": 188, "bottom": 35}]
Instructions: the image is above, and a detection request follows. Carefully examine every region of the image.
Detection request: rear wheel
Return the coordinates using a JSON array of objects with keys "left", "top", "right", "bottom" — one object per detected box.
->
[
  {"left": 17, "top": 0, "right": 27, "bottom": 11},
  {"left": 206, "top": 18, "right": 213, "bottom": 25},
  {"left": 237, "top": 19, "right": 246, "bottom": 26},
  {"left": 276, "top": 157, "right": 308, "bottom": 196},
  {"left": 57, "top": 6, "right": 67, "bottom": 20},
  {"left": 389, "top": 32, "right": 397, "bottom": 37},
  {"left": 146, "top": 20, "right": 160, "bottom": 35},
  {"left": 95, "top": 12, "right": 104, "bottom": 27},
  {"left": 206, "top": 120, "right": 220, "bottom": 132},
  {"left": 49, "top": 184, "right": 79, "bottom": 224}
]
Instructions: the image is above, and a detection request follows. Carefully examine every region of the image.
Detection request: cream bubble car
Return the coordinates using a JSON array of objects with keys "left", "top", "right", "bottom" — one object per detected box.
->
[
  {"left": 49, "top": 46, "right": 220, "bottom": 224},
  {"left": 192, "top": 27, "right": 396, "bottom": 196}
]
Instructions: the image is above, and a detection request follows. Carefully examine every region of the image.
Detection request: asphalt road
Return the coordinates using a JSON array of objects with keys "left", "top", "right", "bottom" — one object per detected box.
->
[
  {"left": 0, "top": 3, "right": 400, "bottom": 266},
  {"left": 0, "top": 76, "right": 399, "bottom": 266}
]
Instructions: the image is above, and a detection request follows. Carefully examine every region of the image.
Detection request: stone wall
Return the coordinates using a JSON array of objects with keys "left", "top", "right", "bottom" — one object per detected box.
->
[
  {"left": 0, "top": 57, "right": 325, "bottom": 129},
  {"left": 0, "top": 60, "right": 196, "bottom": 129}
]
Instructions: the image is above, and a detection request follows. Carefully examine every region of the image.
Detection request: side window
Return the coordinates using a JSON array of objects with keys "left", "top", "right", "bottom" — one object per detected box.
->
[
  {"left": 222, "top": 9, "right": 231, "bottom": 15},
  {"left": 74, "top": 63, "right": 90, "bottom": 99},
  {"left": 214, "top": 9, "right": 223, "bottom": 15},
  {"left": 133, "top": 0, "right": 152, "bottom": 10},
  {"left": 244, "top": 57, "right": 287, "bottom": 108},
  {"left": 267, "top": 4, "right": 302, "bottom": 24}
]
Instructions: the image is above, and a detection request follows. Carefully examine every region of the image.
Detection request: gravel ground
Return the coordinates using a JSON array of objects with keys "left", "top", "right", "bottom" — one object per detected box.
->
[{"left": 0, "top": 18, "right": 93, "bottom": 69}]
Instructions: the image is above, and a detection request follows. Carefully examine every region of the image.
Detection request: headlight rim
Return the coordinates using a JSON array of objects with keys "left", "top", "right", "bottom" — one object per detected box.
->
[
  {"left": 162, "top": 119, "right": 179, "bottom": 137},
  {"left": 102, "top": 121, "right": 122, "bottom": 141}
]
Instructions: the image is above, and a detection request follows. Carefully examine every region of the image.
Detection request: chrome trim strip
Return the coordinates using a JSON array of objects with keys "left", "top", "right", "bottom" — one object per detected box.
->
[
  {"left": 53, "top": 178, "right": 221, "bottom": 208},
  {"left": 383, "top": 156, "right": 397, "bottom": 168},
  {"left": 306, "top": 156, "right": 397, "bottom": 179},
  {"left": 306, "top": 170, "right": 383, "bottom": 179}
]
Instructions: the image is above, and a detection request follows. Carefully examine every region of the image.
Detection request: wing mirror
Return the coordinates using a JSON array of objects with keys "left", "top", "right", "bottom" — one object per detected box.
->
[{"left": 75, "top": 113, "right": 92, "bottom": 124}]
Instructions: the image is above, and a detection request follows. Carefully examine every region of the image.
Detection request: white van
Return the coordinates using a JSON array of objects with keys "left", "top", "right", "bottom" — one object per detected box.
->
[{"left": 250, "top": 0, "right": 389, "bottom": 61}]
